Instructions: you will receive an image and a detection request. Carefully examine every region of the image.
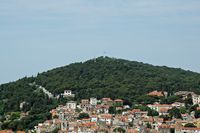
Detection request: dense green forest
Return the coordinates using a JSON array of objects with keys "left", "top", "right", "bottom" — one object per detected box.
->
[
  {"left": 0, "top": 56, "right": 200, "bottom": 130},
  {"left": 36, "top": 56, "right": 200, "bottom": 98}
]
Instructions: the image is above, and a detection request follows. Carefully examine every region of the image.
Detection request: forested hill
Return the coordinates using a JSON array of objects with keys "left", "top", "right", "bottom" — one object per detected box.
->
[
  {"left": 1, "top": 56, "right": 200, "bottom": 129},
  {"left": 2, "top": 56, "right": 200, "bottom": 102},
  {"left": 35, "top": 56, "right": 200, "bottom": 97}
]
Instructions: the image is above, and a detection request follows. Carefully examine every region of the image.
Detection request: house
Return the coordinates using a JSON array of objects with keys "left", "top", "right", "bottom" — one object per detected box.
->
[
  {"left": 131, "top": 109, "right": 144, "bottom": 118},
  {"left": 133, "top": 110, "right": 148, "bottom": 118},
  {"left": 99, "top": 114, "right": 113, "bottom": 125},
  {"left": 62, "top": 90, "right": 75, "bottom": 97},
  {"left": 36, "top": 120, "right": 57, "bottom": 133},
  {"left": 66, "top": 101, "right": 77, "bottom": 110},
  {"left": 60, "top": 120, "right": 68, "bottom": 131},
  {"left": 96, "top": 105, "right": 109, "bottom": 114},
  {"left": 68, "top": 122, "right": 78, "bottom": 133},
  {"left": 58, "top": 109, "right": 77, "bottom": 122},
  {"left": 114, "top": 99, "right": 124, "bottom": 104},
  {"left": 81, "top": 99, "right": 90, "bottom": 112},
  {"left": 102, "top": 98, "right": 113, "bottom": 105},
  {"left": 79, "top": 122, "right": 98, "bottom": 132},
  {"left": 59, "top": 112, "right": 65, "bottom": 120},
  {"left": 172, "top": 102, "right": 185, "bottom": 108},
  {"left": 147, "top": 104, "right": 172, "bottom": 113},
  {"left": 158, "top": 124, "right": 173, "bottom": 133},
  {"left": 142, "top": 117, "right": 155, "bottom": 125},
  {"left": 159, "top": 108, "right": 170, "bottom": 116},
  {"left": 148, "top": 90, "right": 167, "bottom": 97},
  {"left": 175, "top": 91, "right": 196, "bottom": 100},
  {"left": 90, "top": 97, "right": 97, "bottom": 106},
  {"left": 192, "top": 95, "right": 200, "bottom": 105}
]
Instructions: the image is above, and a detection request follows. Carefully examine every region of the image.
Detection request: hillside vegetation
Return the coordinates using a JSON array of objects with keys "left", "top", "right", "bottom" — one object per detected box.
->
[
  {"left": 0, "top": 56, "right": 200, "bottom": 130},
  {"left": 36, "top": 56, "right": 200, "bottom": 99}
]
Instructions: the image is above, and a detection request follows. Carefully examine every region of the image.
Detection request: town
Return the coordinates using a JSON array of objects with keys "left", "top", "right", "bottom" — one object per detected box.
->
[
  {"left": 2, "top": 89, "right": 200, "bottom": 133},
  {"left": 29, "top": 90, "right": 200, "bottom": 133}
]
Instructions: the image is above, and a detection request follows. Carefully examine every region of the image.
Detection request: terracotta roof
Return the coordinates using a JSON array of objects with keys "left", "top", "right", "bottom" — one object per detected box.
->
[
  {"left": 0, "top": 130, "right": 14, "bottom": 133},
  {"left": 81, "top": 122, "right": 97, "bottom": 127},
  {"left": 181, "top": 127, "right": 200, "bottom": 130},
  {"left": 131, "top": 109, "right": 141, "bottom": 113},
  {"left": 114, "top": 99, "right": 123, "bottom": 102},
  {"left": 96, "top": 105, "right": 110, "bottom": 109},
  {"left": 143, "top": 117, "right": 154, "bottom": 122},
  {"left": 100, "top": 114, "right": 113, "bottom": 119},
  {"left": 148, "top": 90, "right": 164, "bottom": 97},
  {"left": 160, "top": 108, "right": 169, "bottom": 113},
  {"left": 148, "top": 104, "right": 172, "bottom": 107},
  {"left": 158, "top": 124, "right": 171, "bottom": 129},
  {"left": 81, "top": 118, "right": 91, "bottom": 121},
  {"left": 127, "top": 128, "right": 138, "bottom": 133},
  {"left": 91, "top": 115, "right": 97, "bottom": 118},
  {"left": 102, "top": 98, "right": 113, "bottom": 102}
]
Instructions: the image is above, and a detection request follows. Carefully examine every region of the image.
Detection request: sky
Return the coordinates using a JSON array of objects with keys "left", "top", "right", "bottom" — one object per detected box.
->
[{"left": 0, "top": 0, "right": 200, "bottom": 84}]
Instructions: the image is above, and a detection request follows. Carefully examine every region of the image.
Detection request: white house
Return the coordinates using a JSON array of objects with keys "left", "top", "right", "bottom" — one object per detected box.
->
[
  {"left": 66, "top": 101, "right": 77, "bottom": 110},
  {"left": 62, "top": 90, "right": 75, "bottom": 97},
  {"left": 172, "top": 102, "right": 185, "bottom": 108},
  {"left": 99, "top": 114, "right": 113, "bottom": 125},
  {"left": 90, "top": 97, "right": 97, "bottom": 106},
  {"left": 147, "top": 104, "right": 172, "bottom": 113},
  {"left": 61, "top": 120, "right": 68, "bottom": 131},
  {"left": 192, "top": 95, "right": 200, "bottom": 105}
]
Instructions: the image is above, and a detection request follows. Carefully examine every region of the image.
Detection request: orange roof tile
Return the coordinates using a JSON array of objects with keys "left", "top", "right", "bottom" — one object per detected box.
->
[
  {"left": 102, "top": 98, "right": 113, "bottom": 102},
  {"left": 181, "top": 127, "right": 200, "bottom": 130},
  {"left": 127, "top": 128, "right": 138, "bottom": 133},
  {"left": 0, "top": 130, "right": 14, "bottom": 133},
  {"left": 100, "top": 114, "right": 113, "bottom": 119},
  {"left": 81, "top": 122, "right": 96, "bottom": 127},
  {"left": 115, "top": 99, "right": 123, "bottom": 102},
  {"left": 131, "top": 109, "right": 141, "bottom": 113},
  {"left": 160, "top": 108, "right": 169, "bottom": 113},
  {"left": 148, "top": 90, "right": 164, "bottom": 97},
  {"left": 17, "top": 131, "right": 26, "bottom": 133},
  {"left": 148, "top": 104, "right": 172, "bottom": 107}
]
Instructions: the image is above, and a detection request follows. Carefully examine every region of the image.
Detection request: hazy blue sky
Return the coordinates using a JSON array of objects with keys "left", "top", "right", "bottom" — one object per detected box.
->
[{"left": 0, "top": 0, "right": 200, "bottom": 84}]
